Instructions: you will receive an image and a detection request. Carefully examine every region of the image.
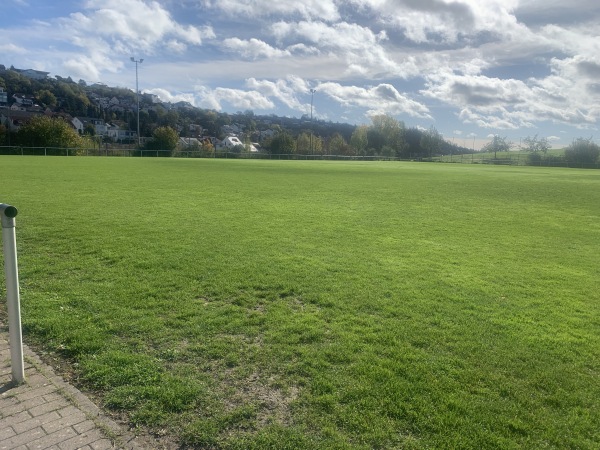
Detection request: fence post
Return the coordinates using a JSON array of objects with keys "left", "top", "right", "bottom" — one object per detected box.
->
[{"left": 0, "top": 203, "right": 25, "bottom": 384}]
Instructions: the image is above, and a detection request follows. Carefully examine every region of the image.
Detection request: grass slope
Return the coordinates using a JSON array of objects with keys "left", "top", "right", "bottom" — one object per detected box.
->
[{"left": 1, "top": 157, "right": 599, "bottom": 449}]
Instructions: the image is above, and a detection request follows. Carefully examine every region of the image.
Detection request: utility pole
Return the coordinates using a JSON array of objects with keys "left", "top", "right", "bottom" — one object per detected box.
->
[
  {"left": 310, "top": 88, "right": 316, "bottom": 156},
  {"left": 130, "top": 57, "right": 143, "bottom": 149}
]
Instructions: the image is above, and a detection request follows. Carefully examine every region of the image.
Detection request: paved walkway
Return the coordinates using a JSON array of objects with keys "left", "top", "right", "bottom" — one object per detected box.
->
[{"left": 0, "top": 325, "right": 146, "bottom": 450}]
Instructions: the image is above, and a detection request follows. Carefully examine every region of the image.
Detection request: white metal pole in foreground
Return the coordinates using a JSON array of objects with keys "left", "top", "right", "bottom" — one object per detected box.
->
[{"left": 1, "top": 203, "right": 25, "bottom": 384}]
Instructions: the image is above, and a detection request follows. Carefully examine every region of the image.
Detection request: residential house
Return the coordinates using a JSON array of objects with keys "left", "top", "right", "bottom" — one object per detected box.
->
[
  {"left": 218, "top": 135, "right": 258, "bottom": 152},
  {"left": 178, "top": 137, "right": 202, "bottom": 148},
  {"left": 0, "top": 88, "right": 7, "bottom": 106},
  {"left": 72, "top": 117, "right": 108, "bottom": 136},
  {"left": 106, "top": 123, "right": 136, "bottom": 142},
  {"left": 0, "top": 110, "right": 43, "bottom": 131},
  {"left": 222, "top": 123, "right": 244, "bottom": 135},
  {"left": 12, "top": 94, "right": 35, "bottom": 107}
]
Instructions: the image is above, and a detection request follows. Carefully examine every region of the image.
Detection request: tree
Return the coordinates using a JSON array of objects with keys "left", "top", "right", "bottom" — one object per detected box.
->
[
  {"left": 146, "top": 126, "right": 179, "bottom": 151},
  {"left": 368, "top": 114, "right": 406, "bottom": 156},
  {"left": 0, "top": 124, "right": 7, "bottom": 145},
  {"left": 16, "top": 115, "right": 83, "bottom": 149},
  {"left": 523, "top": 134, "right": 550, "bottom": 154},
  {"left": 83, "top": 123, "right": 96, "bottom": 136},
  {"left": 420, "top": 126, "right": 443, "bottom": 158},
  {"left": 482, "top": 135, "right": 512, "bottom": 159},
  {"left": 296, "top": 132, "right": 311, "bottom": 155},
  {"left": 36, "top": 89, "right": 57, "bottom": 108},
  {"left": 328, "top": 133, "right": 353, "bottom": 156},
  {"left": 564, "top": 138, "right": 600, "bottom": 165},
  {"left": 350, "top": 125, "right": 368, "bottom": 155},
  {"left": 268, "top": 131, "right": 295, "bottom": 154}
]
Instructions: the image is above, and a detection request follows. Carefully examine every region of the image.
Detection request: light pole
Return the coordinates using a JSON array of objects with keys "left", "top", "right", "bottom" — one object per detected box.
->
[
  {"left": 130, "top": 57, "right": 143, "bottom": 150},
  {"left": 310, "top": 88, "right": 316, "bottom": 155}
]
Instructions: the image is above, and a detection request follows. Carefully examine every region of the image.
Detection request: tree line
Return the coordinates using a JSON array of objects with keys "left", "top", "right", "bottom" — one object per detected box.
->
[
  {"left": 1, "top": 65, "right": 598, "bottom": 165},
  {"left": 0, "top": 66, "right": 471, "bottom": 157}
]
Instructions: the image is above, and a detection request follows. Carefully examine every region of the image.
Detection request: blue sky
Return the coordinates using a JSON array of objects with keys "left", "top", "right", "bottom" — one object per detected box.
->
[{"left": 2, "top": 0, "right": 600, "bottom": 149}]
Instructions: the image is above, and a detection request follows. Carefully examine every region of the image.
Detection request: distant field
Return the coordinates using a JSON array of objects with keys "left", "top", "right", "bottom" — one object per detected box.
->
[
  {"left": 437, "top": 148, "right": 566, "bottom": 165},
  {"left": 1, "top": 156, "right": 599, "bottom": 449}
]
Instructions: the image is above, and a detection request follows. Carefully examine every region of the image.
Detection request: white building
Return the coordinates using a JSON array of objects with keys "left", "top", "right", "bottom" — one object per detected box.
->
[
  {"left": 219, "top": 136, "right": 258, "bottom": 152},
  {"left": 72, "top": 117, "right": 108, "bottom": 136}
]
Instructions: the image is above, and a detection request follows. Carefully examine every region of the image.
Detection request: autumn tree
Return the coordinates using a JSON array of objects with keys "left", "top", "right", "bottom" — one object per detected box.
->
[
  {"left": 296, "top": 132, "right": 311, "bottom": 155},
  {"left": 146, "top": 126, "right": 179, "bottom": 152},
  {"left": 267, "top": 131, "right": 295, "bottom": 154},
  {"left": 328, "top": 133, "right": 353, "bottom": 156},
  {"left": 16, "top": 115, "right": 83, "bottom": 149},
  {"left": 350, "top": 125, "right": 368, "bottom": 155},
  {"left": 36, "top": 89, "right": 57, "bottom": 108},
  {"left": 368, "top": 115, "right": 406, "bottom": 156}
]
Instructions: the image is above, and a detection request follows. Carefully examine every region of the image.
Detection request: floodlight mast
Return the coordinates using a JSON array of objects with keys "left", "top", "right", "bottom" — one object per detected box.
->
[
  {"left": 310, "top": 88, "right": 316, "bottom": 155},
  {"left": 1, "top": 203, "right": 24, "bottom": 384},
  {"left": 131, "top": 57, "right": 144, "bottom": 150}
]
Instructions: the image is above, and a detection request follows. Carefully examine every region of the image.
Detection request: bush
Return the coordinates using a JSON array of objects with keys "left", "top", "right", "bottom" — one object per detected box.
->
[
  {"left": 527, "top": 152, "right": 543, "bottom": 165},
  {"left": 145, "top": 126, "right": 179, "bottom": 152},
  {"left": 564, "top": 138, "right": 600, "bottom": 165},
  {"left": 16, "top": 115, "right": 84, "bottom": 150}
]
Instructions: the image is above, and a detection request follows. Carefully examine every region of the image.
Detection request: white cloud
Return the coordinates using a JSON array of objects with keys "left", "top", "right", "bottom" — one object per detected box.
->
[
  {"left": 0, "top": 43, "right": 27, "bottom": 54},
  {"left": 196, "top": 86, "right": 275, "bottom": 111},
  {"left": 201, "top": 0, "right": 340, "bottom": 21},
  {"left": 245, "top": 77, "right": 307, "bottom": 111},
  {"left": 271, "top": 20, "right": 414, "bottom": 79},
  {"left": 60, "top": 0, "right": 214, "bottom": 56},
  {"left": 145, "top": 88, "right": 196, "bottom": 105},
  {"left": 422, "top": 61, "right": 600, "bottom": 129},
  {"left": 222, "top": 38, "right": 290, "bottom": 59},
  {"left": 318, "top": 82, "right": 431, "bottom": 119},
  {"left": 350, "top": 0, "right": 522, "bottom": 44}
]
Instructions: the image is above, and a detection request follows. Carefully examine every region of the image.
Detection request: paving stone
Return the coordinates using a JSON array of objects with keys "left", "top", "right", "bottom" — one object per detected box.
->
[
  {"left": 0, "top": 395, "right": 47, "bottom": 417},
  {"left": 0, "top": 426, "right": 17, "bottom": 441},
  {"left": 0, "top": 426, "right": 46, "bottom": 449},
  {"left": 57, "top": 428, "right": 109, "bottom": 450},
  {"left": 56, "top": 405, "right": 82, "bottom": 419},
  {"left": 72, "top": 419, "right": 97, "bottom": 435},
  {"left": 14, "top": 383, "right": 56, "bottom": 402},
  {"left": 22, "top": 426, "right": 78, "bottom": 449},
  {"left": 90, "top": 438, "right": 115, "bottom": 450},
  {"left": 42, "top": 391, "right": 66, "bottom": 403},
  {"left": 0, "top": 410, "right": 31, "bottom": 427},
  {"left": 12, "top": 411, "right": 61, "bottom": 434},
  {"left": 42, "top": 412, "right": 87, "bottom": 435}
]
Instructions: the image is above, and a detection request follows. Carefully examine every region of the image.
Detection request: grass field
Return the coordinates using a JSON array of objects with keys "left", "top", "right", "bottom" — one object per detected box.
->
[{"left": 1, "top": 156, "right": 599, "bottom": 449}]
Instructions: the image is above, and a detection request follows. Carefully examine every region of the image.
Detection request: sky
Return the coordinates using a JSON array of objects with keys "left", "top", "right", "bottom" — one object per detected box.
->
[{"left": 2, "top": 0, "right": 600, "bottom": 149}]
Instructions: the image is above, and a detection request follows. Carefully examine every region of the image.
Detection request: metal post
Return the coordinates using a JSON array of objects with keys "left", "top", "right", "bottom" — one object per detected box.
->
[
  {"left": 310, "top": 89, "right": 316, "bottom": 155},
  {"left": 1, "top": 203, "right": 25, "bottom": 384},
  {"left": 131, "top": 57, "right": 144, "bottom": 150}
]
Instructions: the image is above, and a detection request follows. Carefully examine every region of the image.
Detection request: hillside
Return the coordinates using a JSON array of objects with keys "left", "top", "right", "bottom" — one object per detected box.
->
[{"left": 0, "top": 64, "right": 471, "bottom": 157}]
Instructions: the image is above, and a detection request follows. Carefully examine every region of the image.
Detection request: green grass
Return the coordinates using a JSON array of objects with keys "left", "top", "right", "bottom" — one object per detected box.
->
[
  {"left": 1, "top": 156, "right": 599, "bottom": 449},
  {"left": 439, "top": 148, "right": 566, "bottom": 164}
]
